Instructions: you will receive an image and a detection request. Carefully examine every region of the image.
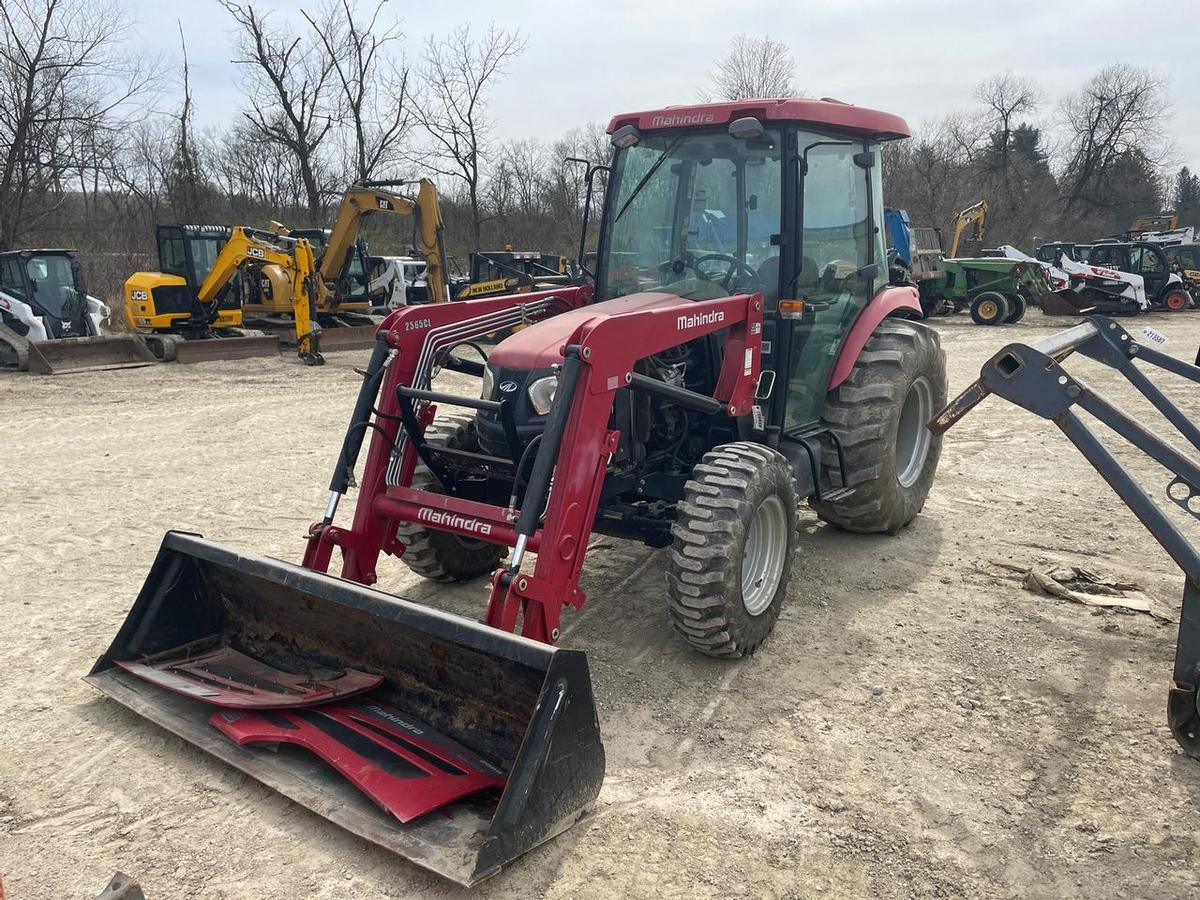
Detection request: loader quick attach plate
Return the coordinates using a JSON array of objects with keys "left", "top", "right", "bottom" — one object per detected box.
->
[
  {"left": 211, "top": 700, "right": 507, "bottom": 823},
  {"left": 113, "top": 644, "right": 382, "bottom": 708},
  {"left": 85, "top": 532, "right": 604, "bottom": 886}
]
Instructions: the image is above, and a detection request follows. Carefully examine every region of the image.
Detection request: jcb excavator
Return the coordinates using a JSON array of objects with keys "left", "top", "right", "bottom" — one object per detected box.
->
[
  {"left": 255, "top": 179, "right": 452, "bottom": 352},
  {"left": 947, "top": 200, "right": 987, "bottom": 258},
  {"left": 126, "top": 226, "right": 322, "bottom": 364}
]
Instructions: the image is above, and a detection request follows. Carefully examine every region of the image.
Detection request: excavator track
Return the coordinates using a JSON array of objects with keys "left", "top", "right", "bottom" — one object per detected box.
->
[{"left": 0, "top": 323, "right": 31, "bottom": 371}]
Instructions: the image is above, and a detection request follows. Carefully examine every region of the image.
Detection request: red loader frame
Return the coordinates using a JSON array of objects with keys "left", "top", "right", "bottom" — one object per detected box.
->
[{"left": 304, "top": 287, "right": 763, "bottom": 643}]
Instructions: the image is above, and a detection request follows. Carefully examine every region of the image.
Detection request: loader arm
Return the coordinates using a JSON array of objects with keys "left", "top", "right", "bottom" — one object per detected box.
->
[
  {"left": 197, "top": 227, "right": 322, "bottom": 364},
  {"left": 318, "top": 179, "right": 450, "bottom": 307},
  {"left": 930, "top": 315, "right": 1200, "bottom": 761},
  {"left": 948, "top": 199, "right": 987, "bottom": 258}
]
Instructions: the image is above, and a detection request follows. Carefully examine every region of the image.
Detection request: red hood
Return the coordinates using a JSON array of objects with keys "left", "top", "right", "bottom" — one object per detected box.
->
[{"left": 488, "top": 292, "right": 695, "bottom": 370}]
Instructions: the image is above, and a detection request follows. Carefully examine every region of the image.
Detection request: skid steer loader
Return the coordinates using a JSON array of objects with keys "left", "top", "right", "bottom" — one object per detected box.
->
[
  {"left": 91, "top": 98, "right": 946, "bottom": 884},
  {"left": 0, "top": 249, "right": 155, "bottom": 374}
]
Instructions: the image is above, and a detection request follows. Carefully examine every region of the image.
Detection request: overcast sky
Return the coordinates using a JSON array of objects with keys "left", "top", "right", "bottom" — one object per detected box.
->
[{"left": 126, "top": 0, "right": 1199, "bottom": 175}]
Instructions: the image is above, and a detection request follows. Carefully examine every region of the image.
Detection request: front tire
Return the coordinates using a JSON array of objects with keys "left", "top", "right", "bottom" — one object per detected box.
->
[
  {"left": 1163, "top": 288, "right": 1191, "bottom": 312},
  {"left": 395, "top": 413, "right": 507, "bottom": 581},
  {"left": 666, "top": 443, "right": 798, "bottom": 658},
  {"left": 811, "top": 320, "right": 946, "bottom": 534}
]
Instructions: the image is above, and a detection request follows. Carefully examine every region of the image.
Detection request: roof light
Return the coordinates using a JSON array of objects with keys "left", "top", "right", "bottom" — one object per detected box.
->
[
  {"left": 728, "top": 117, "right": 765, "bottom": 141},
  {"left": 610, "top": 124, "right": 641, "bottom": 149}
]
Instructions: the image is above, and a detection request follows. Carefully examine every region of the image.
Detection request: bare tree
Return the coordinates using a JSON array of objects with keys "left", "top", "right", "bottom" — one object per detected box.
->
[
  {"left": 406, "top": 23, "right": 526, "bottom": 249},
  {"left": 702, "top": 34, "right": 797, "bottom": 102},
  {"left": 304, "top": 0, "right": 410, "bottom": 183},
  {"left": 220, "top": 0, "right": 338, "bottom": 220},
  {"left": 1060, "top": 63, "right": 1171, "bottom": 211},
  {"left": 0, "top": 0, "right": 154, "bottom": 249}
]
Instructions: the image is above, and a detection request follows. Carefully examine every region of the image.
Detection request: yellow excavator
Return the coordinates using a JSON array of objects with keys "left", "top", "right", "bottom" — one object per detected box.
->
[
  {"left": 125, "top": 225, "right": 322, "bottom": 365},
  {"left": 255, "top": 179, "right": 451, "bottom": 352},
  {"left": 947, "top": 200, "right": 987, "bottom": 258}
]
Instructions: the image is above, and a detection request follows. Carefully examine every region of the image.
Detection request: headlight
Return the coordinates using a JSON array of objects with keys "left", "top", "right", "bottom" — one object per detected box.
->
[
  {"left": 527, "top": 375, "right": 558, "bottom": 415},
  {"left": 481, "top": 365, "right": 495, "bottom": 400}
]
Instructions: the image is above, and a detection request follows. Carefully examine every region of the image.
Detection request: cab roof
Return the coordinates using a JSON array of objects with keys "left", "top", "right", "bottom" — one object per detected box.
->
[{"left": 607, "top": 98, "right": 909, "bottom": 141}]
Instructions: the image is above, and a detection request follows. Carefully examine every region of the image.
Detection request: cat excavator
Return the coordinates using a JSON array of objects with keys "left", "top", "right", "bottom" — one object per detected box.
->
[
  {"left": 125, "top": 226, "right": 322, "bottom": 364},
  {"left": 256, "top": 179, "right": 451, "bottom": 352},
  {"left": 947, "top": 200, "right": 987, "bottom": 258}
]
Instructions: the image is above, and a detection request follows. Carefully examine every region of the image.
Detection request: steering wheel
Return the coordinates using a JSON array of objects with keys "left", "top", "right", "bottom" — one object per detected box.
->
[
  {"left": 692, "top": 253, "right": 762, "bottom": 290},
  {"left": 660, "top": 252, "right": 762, "bottom": 291}
]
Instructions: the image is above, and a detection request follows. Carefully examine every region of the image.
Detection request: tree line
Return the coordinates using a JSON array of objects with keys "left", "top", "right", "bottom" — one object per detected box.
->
[{"left": 1, "top": 4, "right": 1194, "bottom": 305}]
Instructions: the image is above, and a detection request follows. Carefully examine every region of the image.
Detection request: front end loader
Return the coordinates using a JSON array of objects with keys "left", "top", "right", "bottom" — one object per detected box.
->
[
  {"left": 91, "top": 99, "right": 950, "bottom": 882},
  {"left": 0, "top": 249, "right": 156, "bottom": 374}
]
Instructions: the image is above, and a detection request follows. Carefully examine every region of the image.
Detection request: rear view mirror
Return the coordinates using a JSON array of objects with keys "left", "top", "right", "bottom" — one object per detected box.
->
[{"left": 857, "top": 263, "right": 880, "bottom": 281}]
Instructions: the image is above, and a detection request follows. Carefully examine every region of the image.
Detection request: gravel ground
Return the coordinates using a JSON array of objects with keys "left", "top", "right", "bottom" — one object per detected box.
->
[{"left": 2, "top": 310, "right": 1200, "bottom": 899}]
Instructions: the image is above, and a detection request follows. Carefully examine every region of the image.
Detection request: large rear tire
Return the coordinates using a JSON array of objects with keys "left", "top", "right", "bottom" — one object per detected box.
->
[
  {"left": 811, "top": 320, "right": 946, "bottom": 534},
  {"left": 395, "top": 413, "right": 508, "bottom": 581},
  {"left": 666, "top": 442, "right": 798, "bottom": 658}
]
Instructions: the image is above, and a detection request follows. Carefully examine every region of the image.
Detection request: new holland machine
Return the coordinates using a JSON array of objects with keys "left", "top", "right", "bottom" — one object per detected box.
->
[
  {"left": 0, "top": 249, "right": 155, "bottom": 374},
  {"left": 124, "top": 225, "right": 320, "bottom": 363},
  {"left": 94, "top": 97, "right": 958, "bottom": 884}
]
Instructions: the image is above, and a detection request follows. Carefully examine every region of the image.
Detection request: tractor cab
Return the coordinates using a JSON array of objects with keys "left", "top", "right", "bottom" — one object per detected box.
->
[{"left": 486, "top": 100, "right": 899, "bottom": 438}]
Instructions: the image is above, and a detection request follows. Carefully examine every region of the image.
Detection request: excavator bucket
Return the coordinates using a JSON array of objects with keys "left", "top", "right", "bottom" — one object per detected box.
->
[
  {"left": 26, "top": 334, "right": 158, "bottom": 375},
  {"left": 1039, "top": 288, "right": 1094, "bottom": 317},
  {"left": 86, "top": 532, "right": 604, "bottom": 886}
]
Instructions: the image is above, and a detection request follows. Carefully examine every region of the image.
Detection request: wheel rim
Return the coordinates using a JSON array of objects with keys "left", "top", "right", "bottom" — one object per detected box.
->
[
  {"left": 896, "top": 377, "right": 933, "bottom": 488},
  {"left": 978, "top": 299, "right": 998, "bottom": 320},
  {"left": 1166, "top": 291, "right": 1188, "bottom": 310},
  {"left": 741, "top": 494, "right": 788, "bottom": 616}
]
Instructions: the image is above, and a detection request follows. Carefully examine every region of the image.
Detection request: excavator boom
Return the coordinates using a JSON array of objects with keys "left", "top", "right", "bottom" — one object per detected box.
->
[
  {"left": 317, "top": 179, "right": 450, "bottom": 310},
  {"left": 948, "top": 200, "right": 987, "bottom": 258},
  {"left": 199, "top": 227, "right": 323, "bottom": 365}
]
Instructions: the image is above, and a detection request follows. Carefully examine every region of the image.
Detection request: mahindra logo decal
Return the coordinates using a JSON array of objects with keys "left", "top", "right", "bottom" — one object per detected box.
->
[
  {"left": 677, "top": 310, "right": 726, "bottom": 330},
  {"left": 363, "top": 704, "right": 424, "bottom": 735},
  {"left": 498, "top": 380, "right": 518, "bottom": 393},
  {"left": 651, "top": 113, "right": 716, "bottom": 128},
  {"left": 416, "top": 507, "right": 493, "bottom": 536}
]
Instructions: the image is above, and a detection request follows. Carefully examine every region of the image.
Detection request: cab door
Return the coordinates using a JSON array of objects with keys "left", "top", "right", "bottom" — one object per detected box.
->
[{"left": 780, "top": 140, "right": 884, "bottom": 431}]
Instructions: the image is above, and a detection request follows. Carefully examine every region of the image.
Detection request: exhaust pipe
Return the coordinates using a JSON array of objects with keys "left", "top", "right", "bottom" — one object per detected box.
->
[{"left": 86, "top": 532, "right": 604, "bottom": 886}]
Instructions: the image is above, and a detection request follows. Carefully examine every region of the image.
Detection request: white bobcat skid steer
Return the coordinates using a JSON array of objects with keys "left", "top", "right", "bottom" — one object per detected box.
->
[{"left": 1042, "top": 255, "right": 1159, "bottom": 316}]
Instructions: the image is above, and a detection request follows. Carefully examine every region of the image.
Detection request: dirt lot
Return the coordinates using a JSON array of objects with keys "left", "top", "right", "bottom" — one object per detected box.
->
[{"left": 3, "top": 311, "right": 1200, "bottom": 899}]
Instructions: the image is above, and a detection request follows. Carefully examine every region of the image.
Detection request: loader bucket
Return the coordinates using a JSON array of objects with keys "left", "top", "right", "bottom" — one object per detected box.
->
[
  {"left": 26, "top": 335, "right": 157, "bottom": 375},
  {"left": 1039, "top": 288, "right": 1094, "bottom": 317},
  {"left": 86, "top": 532, "right": 604, "bottom": 886}
]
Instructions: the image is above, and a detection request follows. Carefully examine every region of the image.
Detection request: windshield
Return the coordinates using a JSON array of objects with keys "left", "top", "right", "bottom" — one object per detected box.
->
[
  {"left": 24, "top": 255, "right": 81, "bottom": 317},
  {"left": 599, "top": 129, "right": 783, "bottom": 303},
  {"left": 187, "top": 237, "right": 225, "bottom": 286}
]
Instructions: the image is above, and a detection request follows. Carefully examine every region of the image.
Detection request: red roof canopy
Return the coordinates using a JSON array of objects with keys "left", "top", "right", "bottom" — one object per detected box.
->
[{"left": 607, "top": 98, "right": 909, "bottom": 141}]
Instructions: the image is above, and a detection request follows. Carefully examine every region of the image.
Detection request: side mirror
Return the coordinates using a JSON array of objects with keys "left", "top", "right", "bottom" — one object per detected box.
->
[
  {"left": 856, "top": 263, "right": 880, "bottom": 281},
  {"left": 853, "top": 151, "right": 875, "bottom": 169}
]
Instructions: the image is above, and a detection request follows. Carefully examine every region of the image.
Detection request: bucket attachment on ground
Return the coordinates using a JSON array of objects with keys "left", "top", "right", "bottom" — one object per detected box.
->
[
  {"left": 86, "top": 531, "right": 604, "bottom": 886},
  {"left": 1039, "top": 288, "right": 1094, "bottom": 317},
  {"left": 304, "top": 324, "right": 379, "bottom": 353},
  {"left": 26, "top": 335, "right": 157, "bottom": 375},
  {"left": 171, "top": 335, "right": 280, "bottom": 364}
]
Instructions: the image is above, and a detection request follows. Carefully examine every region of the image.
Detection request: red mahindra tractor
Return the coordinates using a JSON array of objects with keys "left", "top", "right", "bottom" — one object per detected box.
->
[{"left": 89, "top": 99, "right": 945, "bottom": 885}]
